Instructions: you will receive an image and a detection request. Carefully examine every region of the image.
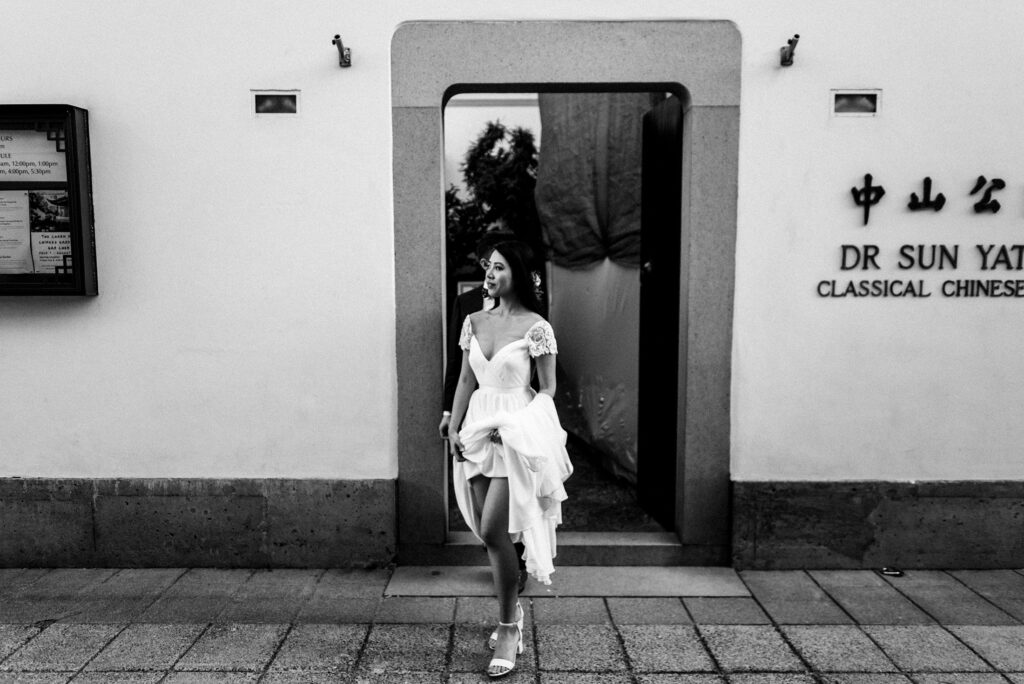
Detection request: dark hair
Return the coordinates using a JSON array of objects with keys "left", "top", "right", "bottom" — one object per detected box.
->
[
  {"left": 475, "top": 230, "right": 516, "bottom": 259},
  {"left": 490, "top": 240, "right": 542, "bottom": 314}
]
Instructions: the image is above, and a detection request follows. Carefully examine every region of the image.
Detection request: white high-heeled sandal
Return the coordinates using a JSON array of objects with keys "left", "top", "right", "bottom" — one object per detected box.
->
[
  {"left": 487, "top": 620, "right": 523, "bottom": 679},
  {"left": 488, "top": 601, "right": 523, "bottom": 650}
]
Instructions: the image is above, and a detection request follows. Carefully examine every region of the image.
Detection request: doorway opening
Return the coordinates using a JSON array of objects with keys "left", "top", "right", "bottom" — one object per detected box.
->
[
  {"left": 391, "top": 20, "right": 739, "bottom": 566},
  {"left": 442, "top": 88, "right": 686, "bottom": 534}
]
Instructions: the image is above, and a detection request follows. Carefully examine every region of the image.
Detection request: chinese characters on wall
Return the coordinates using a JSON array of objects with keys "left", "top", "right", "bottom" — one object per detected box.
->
[
  {"left": 852, "top": 174, "right": 1009, "bottom": 225},
  {"left": 819, "top": 173, "right": 1024, "bottom": 298}
]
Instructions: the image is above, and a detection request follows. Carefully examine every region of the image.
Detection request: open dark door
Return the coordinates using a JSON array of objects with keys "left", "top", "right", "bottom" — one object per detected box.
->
[{"left": 636, "top": 95, "right": 684, "bottom": 530}]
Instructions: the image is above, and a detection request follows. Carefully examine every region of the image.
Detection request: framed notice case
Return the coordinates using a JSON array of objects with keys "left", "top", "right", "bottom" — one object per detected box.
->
[{"left": 0, "top": 104, "right": 97, "bottom": 295}]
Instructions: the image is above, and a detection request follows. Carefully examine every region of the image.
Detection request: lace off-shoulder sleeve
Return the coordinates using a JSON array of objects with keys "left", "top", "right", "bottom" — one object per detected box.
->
[
  {"left": 458, "top": 316, "right": 473, "bottom": 351},
  {"left": 527, "top": 320, "right": 557, "bottom": 357}
]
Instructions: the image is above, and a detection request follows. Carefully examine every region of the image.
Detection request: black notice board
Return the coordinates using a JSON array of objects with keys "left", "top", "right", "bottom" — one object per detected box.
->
[{"left": 0, "top": 105, "right": 97, "bottom": 295}]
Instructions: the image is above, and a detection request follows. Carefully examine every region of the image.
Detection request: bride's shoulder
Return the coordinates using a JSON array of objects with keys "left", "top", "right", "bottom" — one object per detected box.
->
[
  {"left": 467, "top": 309, "right": 488, "bottom": 324},
  {"left": 522, "top": 311, "right": 545, "bottom": 325},
  {"left": 468, "top": 309, "right": 495, "bottom": 328},
  {"left": 523, "top": 313, "right": 549, "bottom": 331}
]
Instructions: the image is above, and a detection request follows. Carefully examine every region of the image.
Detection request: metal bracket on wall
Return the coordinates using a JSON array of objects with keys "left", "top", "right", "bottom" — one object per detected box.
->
[
  {"left": 333, "top": 35, "right": 352, "bottom": 67},
  {"left": 780, "top": 34, "right": 799, "bottom": 67}
]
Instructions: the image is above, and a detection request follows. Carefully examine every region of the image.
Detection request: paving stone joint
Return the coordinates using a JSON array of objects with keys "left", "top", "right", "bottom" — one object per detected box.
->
[{"left": 0, "top": 567, "right": 1021, "bottom": 682}]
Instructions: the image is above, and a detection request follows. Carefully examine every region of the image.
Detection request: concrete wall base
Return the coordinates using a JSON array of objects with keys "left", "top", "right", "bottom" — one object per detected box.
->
[
  {"left": 0, "top": 478, "right": 396, "bottom": 568},
  {"left": 733, "top": 480, "right": 1024, "bottom": 569}
]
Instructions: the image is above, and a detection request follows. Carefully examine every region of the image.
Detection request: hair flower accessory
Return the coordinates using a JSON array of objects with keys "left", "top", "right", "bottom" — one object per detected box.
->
[{"left": 531, "top": 270, "right": 543, "bottom": 299}]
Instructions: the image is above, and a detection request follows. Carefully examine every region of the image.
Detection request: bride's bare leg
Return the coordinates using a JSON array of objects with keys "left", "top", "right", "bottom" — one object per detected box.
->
[
  {"left": 477, "top": 477, "right": 521, "bottom": 666},
  {"left": 469, "top": 475, "right": 489, "bottom": 524}
]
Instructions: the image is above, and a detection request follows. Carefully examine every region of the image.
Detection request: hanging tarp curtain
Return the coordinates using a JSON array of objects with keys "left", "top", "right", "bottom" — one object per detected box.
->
[
  {"left": 534, "top": 92, "right": 663, "bottom": 482},
  {"left": 534, "top": 92, "right": 663, "bottom": 268},
  {"left": 548, "top": 259, "right": 641, "bottom": 482}
]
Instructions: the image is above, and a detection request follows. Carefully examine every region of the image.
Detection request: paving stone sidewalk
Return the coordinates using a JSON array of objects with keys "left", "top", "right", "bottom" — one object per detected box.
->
[{"left": 0, "top": 567, "right": 1022, "bottom": 683}]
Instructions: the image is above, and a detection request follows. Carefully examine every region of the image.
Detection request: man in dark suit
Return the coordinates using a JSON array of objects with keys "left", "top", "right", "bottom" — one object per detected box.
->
[{"left": 439, "top": 229, "right": 528, "bottom": 591}]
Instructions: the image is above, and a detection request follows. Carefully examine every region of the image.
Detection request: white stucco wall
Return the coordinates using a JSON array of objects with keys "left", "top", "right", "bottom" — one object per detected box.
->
[
  {"left": 730, "top": 3, "right": 1024, "bottom": 481},
  {"left": 3, "top": 1, "right": 1024, "bottom": 481},
  {"left": 1, "top": 1, "right": 399, "bottom": 478}
]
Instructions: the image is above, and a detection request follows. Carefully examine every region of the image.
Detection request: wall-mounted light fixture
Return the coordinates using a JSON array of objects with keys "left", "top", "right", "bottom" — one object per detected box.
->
[
  {"left": 780, "top": 34, "right": 800, "bottom": 67},
  {"left": 332, "top": 35, "right": 352, "bottom": 67}
]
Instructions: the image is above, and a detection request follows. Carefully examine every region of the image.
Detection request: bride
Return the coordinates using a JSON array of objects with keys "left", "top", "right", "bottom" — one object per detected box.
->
[{"left": 447, "top": 239, "right": 572, "bottom": 678}]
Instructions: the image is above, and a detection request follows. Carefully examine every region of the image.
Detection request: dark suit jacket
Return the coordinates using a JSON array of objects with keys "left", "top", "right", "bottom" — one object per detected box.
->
[{"left": 443, "top": 286, "right": 486, "bottom": 412}]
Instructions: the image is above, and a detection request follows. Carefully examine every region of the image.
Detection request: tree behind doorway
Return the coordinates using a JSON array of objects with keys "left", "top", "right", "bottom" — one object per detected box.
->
[{"left": 445, "top": 121, "right": 544, "bottom": 311}]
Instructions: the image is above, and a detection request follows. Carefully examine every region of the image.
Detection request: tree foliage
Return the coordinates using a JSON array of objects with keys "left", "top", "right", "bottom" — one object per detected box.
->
[{"left": 446, "top": 121, "right": 543, "bottom": 284}]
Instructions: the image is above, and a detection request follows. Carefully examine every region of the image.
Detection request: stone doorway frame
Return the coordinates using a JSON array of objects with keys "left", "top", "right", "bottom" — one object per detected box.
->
[{"left": 391, "top": 21, "right": 740, "bottom": 563}]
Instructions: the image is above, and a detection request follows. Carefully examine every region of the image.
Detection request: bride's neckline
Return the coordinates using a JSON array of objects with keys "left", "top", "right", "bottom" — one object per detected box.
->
[{"left": 473, "top": 320, "right": 544, "bottom": 362}]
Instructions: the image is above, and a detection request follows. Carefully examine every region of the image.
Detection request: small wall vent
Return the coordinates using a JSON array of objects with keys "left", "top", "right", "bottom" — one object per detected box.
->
[
  {"left": 831, "top": 89, "right": 880, "bottom": 117},
  {"left": 252, "top": 90, "right": 300, "bottom": 116}
]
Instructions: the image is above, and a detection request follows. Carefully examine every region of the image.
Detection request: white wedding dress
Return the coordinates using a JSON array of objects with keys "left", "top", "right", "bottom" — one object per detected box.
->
[{"left": 453, "top": 317, "right": 573, "bottom": 584}]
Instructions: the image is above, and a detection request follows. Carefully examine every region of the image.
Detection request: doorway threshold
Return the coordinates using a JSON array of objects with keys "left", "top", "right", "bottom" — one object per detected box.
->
[
  {"left": 558, "top": 531, "right": 680, "bottom": 546},
  {"left": 397, "top": 531, "right": 729, "bottom": 566}
]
